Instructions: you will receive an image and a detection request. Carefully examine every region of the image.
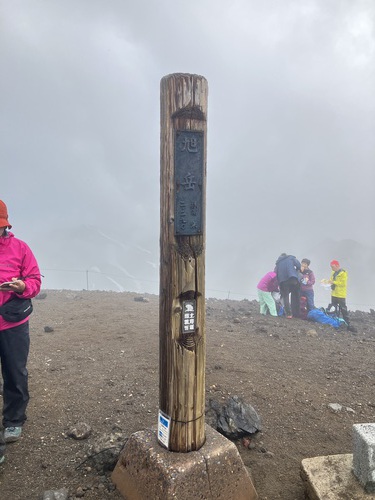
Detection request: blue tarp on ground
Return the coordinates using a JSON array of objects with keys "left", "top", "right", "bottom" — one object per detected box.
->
[{"left": 307, "top": 309, "right": 346, "bottom": 329}]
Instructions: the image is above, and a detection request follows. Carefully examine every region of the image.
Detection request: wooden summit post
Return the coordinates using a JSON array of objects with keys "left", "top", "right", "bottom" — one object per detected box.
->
[
  {"left": 159, "top": 73, "right": 208, "bottom": 452},
  {"left": 112, "top": 73, "right": 257, "bottom": 499}
]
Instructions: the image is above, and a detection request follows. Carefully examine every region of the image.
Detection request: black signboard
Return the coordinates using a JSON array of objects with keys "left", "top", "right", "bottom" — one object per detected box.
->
[{"left": 174, "top": 130, "right": 204, "bottom": 235}]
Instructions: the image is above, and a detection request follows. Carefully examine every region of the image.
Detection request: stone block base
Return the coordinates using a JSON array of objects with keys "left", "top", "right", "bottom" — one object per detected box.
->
[
  {"left": 353, "top": 423, "right": 375, "bottom": 493},
  {"left": 111, "top": 425, "right": 257, "bottom": 500},
  {"left": 301, "top": 454, "right": 375, "bottom": 499}
]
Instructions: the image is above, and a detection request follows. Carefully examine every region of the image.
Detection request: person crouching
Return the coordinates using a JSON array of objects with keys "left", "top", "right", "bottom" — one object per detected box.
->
[{"left": 257, "top": 271, "right": 279, "bottom": 316}]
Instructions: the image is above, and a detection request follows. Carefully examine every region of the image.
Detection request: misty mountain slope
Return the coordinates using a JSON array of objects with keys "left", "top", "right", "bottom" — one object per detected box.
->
[
  {"left": 31, "top": 222, "right": 375, "bottom": 311},
  {"left": 38, "top": 225, "right": 159, "bottom": 293}
]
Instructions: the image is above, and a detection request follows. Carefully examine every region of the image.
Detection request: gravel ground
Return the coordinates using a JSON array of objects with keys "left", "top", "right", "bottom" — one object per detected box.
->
[{"left": 0, "top": 290, "right": 374, "bottom": 499}]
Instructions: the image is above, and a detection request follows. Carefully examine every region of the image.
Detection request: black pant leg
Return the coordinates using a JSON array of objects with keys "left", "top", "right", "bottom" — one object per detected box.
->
[
  {"left": 337, "top": 298, "right": 349, "bottom": 324},
  {"left": 280, "top": 277, "right": 300, "bottom": 317},
  {"left": 331, "top": 297, "right": 340, "bottom": 315},
  {"left": 280, "top": 281, "right": 291, "bottom": 316},
  {"left": 290, "top": 279, "right": 301, "bottom": 318},
  {"left": 0, "top": 322, "right": 30, "bottom": 428}
]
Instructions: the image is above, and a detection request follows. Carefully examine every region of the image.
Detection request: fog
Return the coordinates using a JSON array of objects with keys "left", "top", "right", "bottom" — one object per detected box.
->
[{"left": 2, "top": 1, "right": 374, "bottom": 310}]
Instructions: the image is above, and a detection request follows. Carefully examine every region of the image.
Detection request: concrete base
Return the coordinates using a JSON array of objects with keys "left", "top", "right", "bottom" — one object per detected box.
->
[
  {"left": 111, "top": 425, "right": 257, "bottom": 500},
  {"left": 353, "top": 423, "right": 375, "bottom": 492},
  {"left": 301, "top": 454, "right": 375, "bottom": 499}
]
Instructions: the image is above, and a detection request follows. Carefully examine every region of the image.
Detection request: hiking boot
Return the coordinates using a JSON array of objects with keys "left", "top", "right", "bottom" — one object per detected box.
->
[
  {"left": 4, "top": 426, "right": 22, "bottom": 443},
  {"left": 286, "top": 315, "right": 292, "bottom": 319},
  {"left": 347, "top": 325, "right": 357, "bottom": 333}
]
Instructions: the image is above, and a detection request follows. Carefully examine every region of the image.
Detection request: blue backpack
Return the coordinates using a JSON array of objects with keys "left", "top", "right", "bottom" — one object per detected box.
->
[{"left": 307, "top": 308, "right": 346, "bottom": 329}]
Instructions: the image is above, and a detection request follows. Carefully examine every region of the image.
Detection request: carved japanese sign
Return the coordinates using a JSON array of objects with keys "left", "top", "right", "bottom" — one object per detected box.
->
[{"left": 174, "top": 130, "right": 204, "bottom": 235}]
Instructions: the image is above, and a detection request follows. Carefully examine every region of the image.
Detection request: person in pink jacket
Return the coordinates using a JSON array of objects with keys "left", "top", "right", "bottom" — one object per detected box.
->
[
  {"left": 257, "top": 271, "right": 279, "bottom": 316},
  {"left": 0, "top": 200, "right": 41, "bottom": 448}
]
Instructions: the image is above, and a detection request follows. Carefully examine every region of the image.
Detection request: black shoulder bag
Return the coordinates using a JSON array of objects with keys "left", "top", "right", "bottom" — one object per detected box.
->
[{"left": 0, "top": 296, "right": 33, "bottom": 322}]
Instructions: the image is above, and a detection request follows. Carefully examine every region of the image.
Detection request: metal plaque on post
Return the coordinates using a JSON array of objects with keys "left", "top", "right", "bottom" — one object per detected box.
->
[{"left": 174, "top": 130, "right": 204, "bottom": 235}]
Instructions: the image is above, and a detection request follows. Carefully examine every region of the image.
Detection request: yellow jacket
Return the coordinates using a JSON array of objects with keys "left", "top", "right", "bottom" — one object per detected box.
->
[{"left": 331, "top": 269, "right": 347, "bottom": 298}]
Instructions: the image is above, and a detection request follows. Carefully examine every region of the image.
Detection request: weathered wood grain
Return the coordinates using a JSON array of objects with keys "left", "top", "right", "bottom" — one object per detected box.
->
[{"left": 159, "top": 73, "right": 208, "bottom": 452}]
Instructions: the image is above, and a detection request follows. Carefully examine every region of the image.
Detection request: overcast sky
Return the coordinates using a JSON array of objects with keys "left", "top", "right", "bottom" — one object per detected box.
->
[{"left": 1, "top": 0, "right": 374, "bottom": 307}]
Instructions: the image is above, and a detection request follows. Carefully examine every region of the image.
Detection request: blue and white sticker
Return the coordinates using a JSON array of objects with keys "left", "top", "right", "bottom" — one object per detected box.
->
[{"left": 158, "top": 410, "right": 171, "bottom": 449}]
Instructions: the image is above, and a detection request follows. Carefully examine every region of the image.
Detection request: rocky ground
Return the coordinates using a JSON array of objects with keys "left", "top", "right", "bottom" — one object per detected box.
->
[{"left": 0, "top": 290, "right": 374, "bottom": 499}]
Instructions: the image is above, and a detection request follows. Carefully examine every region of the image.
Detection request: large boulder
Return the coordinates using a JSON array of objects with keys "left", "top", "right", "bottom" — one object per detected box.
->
[{"left": 207, "top": 395, "right": 262, "bottom": 439}]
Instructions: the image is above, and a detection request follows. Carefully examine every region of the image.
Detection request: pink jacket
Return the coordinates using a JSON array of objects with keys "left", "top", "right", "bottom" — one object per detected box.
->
[
  {"left": 257, "top": 271, "right": 279, "bottom": 292},
  {"left": 0, "top": 231, "right": 41, "bottom": 331}
]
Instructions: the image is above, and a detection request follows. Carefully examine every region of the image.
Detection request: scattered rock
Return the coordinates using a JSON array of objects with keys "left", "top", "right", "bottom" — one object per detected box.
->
[
  {"left": 133, "top": 296, "right": 149, "bottom": 303},
  {"left": 75, "top": 486, "right": 85, "bottom": 498},
  {"left": 44, "top": 326, "right": 54, "bottom": 333},
  {"left": 35, "top": 292, "right": 48, "bottom": 300},
  {"left": 83, "top": 426, "right": 128, "bottom": 473},
  {"left": 306, "top": 329, "right": 317, "bottom": 336},
  {"left": 233, "top": 318, "right": 241, "bottom": 324},
  {"left": 242, "top": 436, "right": 251, "bottom": 448},
  {"left": 328, "top": 403, "right": 343, "bottom": 413},
  {"left": 67, "top": 422, "right": 92, "bottom": 440},
  {"left": 242, "top": 436, "right": 256, "bottom": 449},
  {"left": 328, "top": 403, "right": 356, "bottom": 413},
  {"left": 207, "top": 395, "right": 262, "bottom": 439},
  {"left": 42, "top": 489, "right": 69, "bottom": 500}
]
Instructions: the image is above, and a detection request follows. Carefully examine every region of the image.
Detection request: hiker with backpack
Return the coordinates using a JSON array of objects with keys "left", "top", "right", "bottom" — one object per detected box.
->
[{"left": 275, "top": 253, "right": 301, "bottom": 318}]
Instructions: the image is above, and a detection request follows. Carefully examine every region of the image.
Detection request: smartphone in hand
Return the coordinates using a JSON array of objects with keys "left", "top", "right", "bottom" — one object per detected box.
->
[{"left": 0, "top": 281, "right": 15, "bottom": 290}]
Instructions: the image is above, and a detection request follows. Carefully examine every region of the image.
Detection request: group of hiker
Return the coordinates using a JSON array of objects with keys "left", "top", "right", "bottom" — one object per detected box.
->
[{"left": 257, "top": 253, "right": 354, "bottom": 331}]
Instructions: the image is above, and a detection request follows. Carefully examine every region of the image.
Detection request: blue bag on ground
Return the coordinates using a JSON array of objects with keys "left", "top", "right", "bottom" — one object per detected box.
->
[{"left": 307, "top": 309, "right": 345, "bottom": 328}]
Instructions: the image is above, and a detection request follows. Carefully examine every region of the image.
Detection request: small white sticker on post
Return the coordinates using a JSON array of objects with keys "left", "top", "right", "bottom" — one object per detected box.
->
[
  {"left": 158, "top": 410, "right": 171, "bottom": 449},
  {"left": 182, "top": 299, "right": 196, "bottom": 333}
]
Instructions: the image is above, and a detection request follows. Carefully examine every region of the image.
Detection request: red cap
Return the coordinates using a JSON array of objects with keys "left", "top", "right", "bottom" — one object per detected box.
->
[
  {"left": 0, "top": 200, "right": 12, "bottom": 229},
  {"left": 330, "top": 260, "right": 340, "bottom": 267}
]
